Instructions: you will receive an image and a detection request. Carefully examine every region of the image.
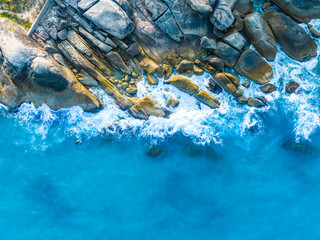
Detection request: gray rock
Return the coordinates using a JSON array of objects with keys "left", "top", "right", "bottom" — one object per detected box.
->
[
  {"left": 215, "top": 41, "right": 240, "bottom": 68},
  {"left": 223, "top": 29, "right": 247, "bottom": 51},
  {"left": 234, "top": 0, "right": 254, "bottom": 14},
  {"left": 188, "top": 0, "right": 213, "bottom": 15},
  {"left": 126, "top": 43, "right": 141, "bottom": 57},
  {"left": 57, "top": 29, "right": 68, "bottom": 41},
  {"left": 210, "top": 0, "right": 235, "bottom": 31},
  {"left": 244, "top": 12, "right": 277, "bottom": 61},
  {"left": 83, "top": 0, "right": 135, "bottom": 39},
  {"left": 79, "top": 27, "right": 113, "bottom": 53},
  {"left": 58, "top": 20, "right": 68, "bottom": 31},
  {"left": 78, "top": 0, "right": 99, "bottom": 12},
  {"left": 49, "top": 29, "right": 57, "bottom": 40},
  {"left": 155, "top": 10, "right": 184, "bottom": 42},
  {"left": 145, "top": 0, "right": 168, "bottom": 21},
  {"left": 200, "top": 36, "right": 216, "bottom": 50},
  {"left": 308, "top": 24, "right": 320, "bottom": 38}
]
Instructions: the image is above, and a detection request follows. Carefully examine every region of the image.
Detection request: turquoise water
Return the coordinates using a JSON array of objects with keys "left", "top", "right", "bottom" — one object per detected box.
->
[{"left": 1, "top": 20, "right": 320, "bottom": 239}]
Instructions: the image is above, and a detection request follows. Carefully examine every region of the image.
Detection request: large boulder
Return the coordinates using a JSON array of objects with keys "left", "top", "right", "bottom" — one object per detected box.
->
[
  {"left": 265, "top": 10, "right": 318, "bottom": 61},
  {"left": 210, "top": 0, "right": 235, "bottom": 31},
  {"left": 234, "top": 47, "right": 273, "bottom": 85},
  {"left": 244, "top": 13, "right": 277, "bottom": 61},
  {"left": 215, "top": 42, "right": 240, "bottom": 68},
  {"left": 169, "top": 75, "right": 199, "bottom": 95},
  {"left": 83, "top": 0, "right": 135, "bottom": 39},
  {"left": 0, "top": 19, "right": 101, "bottom": 111},
  {"left": 271, "top": 0, "right": 320, "bottom": 23}
]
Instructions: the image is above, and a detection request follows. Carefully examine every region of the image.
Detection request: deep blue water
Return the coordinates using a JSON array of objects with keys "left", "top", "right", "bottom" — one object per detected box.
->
[{"left": 1, "top": 18, "right": 320, "bottom": 240}]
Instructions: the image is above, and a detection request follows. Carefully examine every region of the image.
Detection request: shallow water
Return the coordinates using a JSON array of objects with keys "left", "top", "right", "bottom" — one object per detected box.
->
[{"left": 0, "top": 19, "right": 320, "bottom": 240}]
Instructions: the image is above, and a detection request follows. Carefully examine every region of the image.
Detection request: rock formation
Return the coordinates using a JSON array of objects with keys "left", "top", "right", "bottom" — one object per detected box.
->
[{"left": 0, "top": 0, "right": 318, "bottom": 118}]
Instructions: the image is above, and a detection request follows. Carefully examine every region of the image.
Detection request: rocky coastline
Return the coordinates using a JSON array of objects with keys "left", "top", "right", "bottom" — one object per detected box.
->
[{"left": 0, "top": 0, "right": 319, "bottom": 120}]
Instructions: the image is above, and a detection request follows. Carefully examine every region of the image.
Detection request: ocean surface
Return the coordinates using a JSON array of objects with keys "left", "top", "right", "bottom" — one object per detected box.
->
[{"left": 1, "top": 16, "right": 320, "bottom": 240}]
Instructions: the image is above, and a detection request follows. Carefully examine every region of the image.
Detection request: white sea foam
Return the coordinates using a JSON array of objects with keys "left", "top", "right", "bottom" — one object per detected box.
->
[{"left": 7, "top": 19, "right": 320, "bottom": 145}]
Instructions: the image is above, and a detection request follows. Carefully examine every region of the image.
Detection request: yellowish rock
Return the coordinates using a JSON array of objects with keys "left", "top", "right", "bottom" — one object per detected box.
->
[
  {"left": 194, "top": 90, "right": 220, "bottom": 109},
  {"left": 170, "top": 76, "right": 199, "bottom": 95}
]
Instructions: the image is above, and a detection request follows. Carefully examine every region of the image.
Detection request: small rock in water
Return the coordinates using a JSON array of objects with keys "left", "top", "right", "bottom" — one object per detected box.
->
[
  {"left": 247, "top": 98, "right": 265, "bottom": 108},
  {"left": 166, "top": 98, "right": 179, "bottom": 108},
  {"left": 207, "top": 78, "right": 222, "bottom": 94},
  {"left": 257, "top": 96, "right": 268, "bottom": 106},
  {"left": 308, "top": 24, "right": 320, "bottom": 38},
  {"left": 237, "top": 96, "right": 247, "bottom": 104},
  {"left": 282, "top": 140, "right": 317, "bottom": 156},
  {"left": 285, "top": 81, "right": 300, "bottom": 94},
  {"left": 261, "top": 84, "right": 276, "bottom": 93},
  {"left": 242, "top": 80, "right": 250, "bottom": 88}
]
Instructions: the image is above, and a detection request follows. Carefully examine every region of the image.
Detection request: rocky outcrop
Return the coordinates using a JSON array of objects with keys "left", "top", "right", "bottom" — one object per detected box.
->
[
  {"left": 0, "top": 19, "right": 101, "bottom": 111},
  {"left": 0, "top": 0, "right": 316, "bottom": 119},
  {"left": 271, "top": 0, "right": 320, "bottom": 23},
  {"left": 265, "top": 10, "right": 318, "bottom": 61}
]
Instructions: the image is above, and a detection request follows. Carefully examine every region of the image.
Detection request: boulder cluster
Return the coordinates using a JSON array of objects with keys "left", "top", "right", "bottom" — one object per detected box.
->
[{"left": 0, "top": 0, "right": 318, "bottom": 119}]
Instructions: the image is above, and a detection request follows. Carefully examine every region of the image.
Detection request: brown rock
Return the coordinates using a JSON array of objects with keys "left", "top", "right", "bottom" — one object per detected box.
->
[
  {"left": 139, "top": 58, "right": 159, "bottom": 74},
  {"left": 147, "top": 73, "right": 158, "bottom": 85},
  {"left": 129, "top": 96, "right": 168, "bottom": 120},
  {"left": 213, "top": 73, "right": 239, "bottom": 95},
  {"left": 234, "top": 47, "right": 273, "bottom": 85},
  {"left": 163, "top": 64, "right": 173, "bottom": 80},
  {"left": 285, "top": 81, "right": 300, "bottom": 94},
  {"left": 176, "top": 60, "right": 194, "bottom": 73},
  {"left": 194, "top": 90, "right": 220, "bottom": 109},
  {"left": 261, "top": 83, "right": 276, "bottom": 93},
  {"left": 166, "top": 98, "right": 180, "bottom": 108},
  {"left": 247, "top": 98, "right": 265, "bottom": 108},
  {"left": 237, "top": 96, "right": 247, "bottom": 104},
  {"left": 170, "top": 76, "right": 199, "bottom": 95}
]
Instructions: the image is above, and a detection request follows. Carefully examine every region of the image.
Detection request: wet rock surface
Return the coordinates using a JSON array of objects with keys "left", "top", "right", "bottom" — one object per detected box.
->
[{"left": 0, "top": 0, "right": 317, "bottom": 119}]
